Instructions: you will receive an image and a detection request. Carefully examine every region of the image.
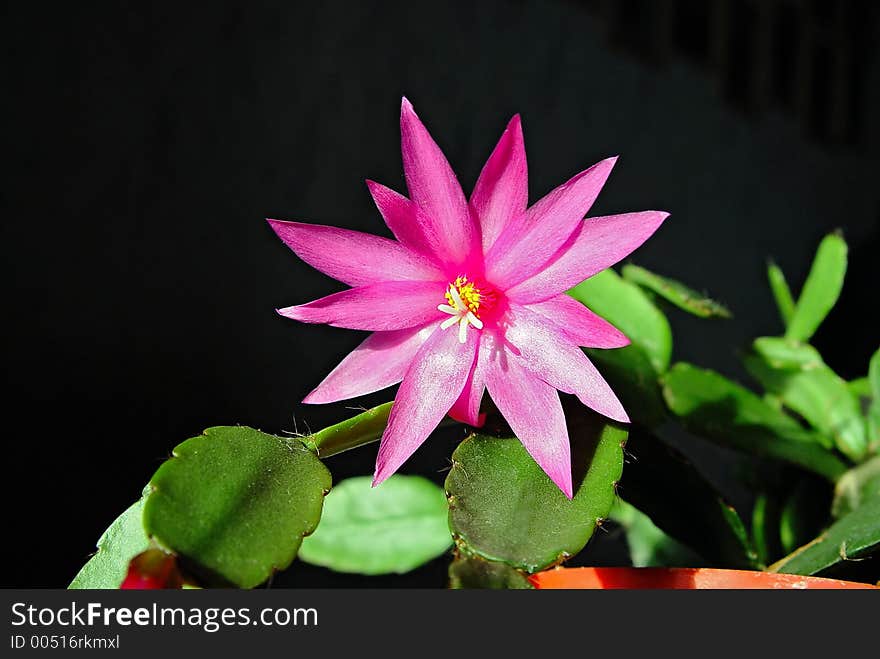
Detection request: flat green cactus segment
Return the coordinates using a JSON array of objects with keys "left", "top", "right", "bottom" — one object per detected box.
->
[
  {"left": 569, "top": 268, "right": 672, "bottom": 374},
  {"left": 661, "top": 363, "right": 848, "bottom": 481},
  {"left": 619, "top": 431, "right": 758, "bottom": 569},
  {"left": 848, "top": 377, "right": 871, "bottom": 399},
  {"left": 298, "top": 475, "right": 451, "bottom": 575},
  {"left": 69, "top": 495, "right": 150, "bottom": 589},
  {"left": 777, "top": 480, "right": 831, "bottom": 555},
  {"left": 585, "top": 345, "right": 668, "bottom": 428},
  {"left": 752, "top": 337, "right": 823, "bottom": 371},
  {"left": 144, "top": 426, "right": 331, "bottom": 588},
  {"left": 869, "top": 348, "right": 880, "bottom": 453},
  {"left": 832, "top": 456, "right": 880, "bottom": 519},
  {"left": 751, "top": 493, "right": 780, "bottom": 567},
  {"left": 870, "top": 348, "right": 880, "bottom": 400},
  {"left": 767, "top": 261, "right": 796, "bottom": 327},
  {"left": 745, "top": 347, "right": 866, "bottom": 461},
  {"left": 448, "top": 555, "right": 533, "bottom": 589},
  {"left": 303, "top": 402, "right": 392, "bottom": 458},
  {"left": 770, "top": 495, "right": 880, "bottom": 576},
  {"left": 622, "top": 263, "right": 731, "bottom": 319},
  {"left": 785, "top": 232, "right": 847, "bottom": 342},
  {"left": 571, "top": 267, "right": 671, "bottom": 428},
  {"left": 446, "top": 414, "right": 626, "bottom": 573},
  {"left": 751, "top": 478, "right": 834, "bottom": 567}
]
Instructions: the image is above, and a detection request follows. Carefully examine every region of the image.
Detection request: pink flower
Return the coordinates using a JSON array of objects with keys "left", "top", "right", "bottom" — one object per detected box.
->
[{"left": 269, "top": 99, "right": 667, "bottom": 498}]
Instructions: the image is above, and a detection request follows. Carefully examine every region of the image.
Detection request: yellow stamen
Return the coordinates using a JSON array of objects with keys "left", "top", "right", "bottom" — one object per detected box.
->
[
  {"left": 437, "top": 276, "right": 492, "bottom": 343},
  {"left": 444, "top": 276, "right": 483, "bottom": 315}
]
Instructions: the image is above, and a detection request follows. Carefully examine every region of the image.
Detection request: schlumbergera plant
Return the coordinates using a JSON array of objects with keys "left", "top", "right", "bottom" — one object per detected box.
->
[{"left": 70, "top": 100, "right": 879, "bottom": 590}]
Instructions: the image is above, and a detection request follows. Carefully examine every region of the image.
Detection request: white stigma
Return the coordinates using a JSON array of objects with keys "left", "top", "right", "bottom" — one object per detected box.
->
[{"left": 438, "top": 284, "right": 483, "bottom": 344}]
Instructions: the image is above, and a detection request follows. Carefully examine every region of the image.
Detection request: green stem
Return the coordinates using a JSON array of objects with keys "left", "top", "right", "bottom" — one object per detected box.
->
[
  {"left": 303, "top": 402, "right": 394, "bottom": 458},
  {"left": 303, "top": 402, "right": 461, "bottom": 458}
]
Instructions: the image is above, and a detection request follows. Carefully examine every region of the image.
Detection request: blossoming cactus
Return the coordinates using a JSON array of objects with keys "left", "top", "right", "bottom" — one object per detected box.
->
[
  {"left": 69, "top": 102, "right": 879, "bottom": 590},
  {"left": 268, "top": 98, "right": 668, "bottom": 497}
]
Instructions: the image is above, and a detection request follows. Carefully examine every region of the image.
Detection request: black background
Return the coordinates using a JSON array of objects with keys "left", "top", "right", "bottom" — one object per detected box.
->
[{"left": 4, "top": 1, "right": 879, "bottom": 588}]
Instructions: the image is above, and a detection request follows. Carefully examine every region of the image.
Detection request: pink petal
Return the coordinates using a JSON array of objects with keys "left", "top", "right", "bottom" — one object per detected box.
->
[
  {"left": 485, "top": 353, "right": 573, "bottom": 498},
  {"left": 400, "top": 98, "right": 478, "bottom": 267},
  {"left": 447, "top": 332, "right": 491, "bottom": 426},
  {"left": 470, "top": 115, "right": 528, "bottom": 253},
  {"left": 526, "top": 295, "right": 630, "bottom": 348},
  {"left": 507, "top": 211, "right": 669, "bottom": 303},
  {"left": 365, "top": 181, "right": 444, "bottom": 262},
  {"left": 267, "top": 219, "right": 441, "bottom": 287},
  {"left": 504, "top": 304, "right": 629, "bottom": 423},
  {"left": 486, "top": 157, "right": 617, "bottom": 288},
  {"left": 277, "top": 280, "right": 443, "bottom": 331},
  {"left": 303, "top": 324, "right": 435, "bottom": 404},
  {"left": 373, "top": 325, "right": 478, "bottom": 485}
]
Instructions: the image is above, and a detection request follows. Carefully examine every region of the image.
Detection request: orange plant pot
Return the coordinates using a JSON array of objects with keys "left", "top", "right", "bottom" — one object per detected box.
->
[{"left": 529, "top": 567, "right": 878, "bottom": 590}]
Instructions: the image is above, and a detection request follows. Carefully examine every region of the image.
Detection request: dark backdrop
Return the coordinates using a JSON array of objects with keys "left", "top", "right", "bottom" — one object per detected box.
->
[{"left": 4, "top": 0, "right": 879, "bottom": 588}]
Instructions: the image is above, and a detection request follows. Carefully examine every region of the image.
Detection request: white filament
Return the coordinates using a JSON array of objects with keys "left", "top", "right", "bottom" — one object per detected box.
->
[{"left": 438, "top": 284, "right": 482, "bottom": 343}]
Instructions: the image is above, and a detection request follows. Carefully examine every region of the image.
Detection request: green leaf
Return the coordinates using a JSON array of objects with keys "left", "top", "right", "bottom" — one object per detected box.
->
[
  {"left": 763, "top": 393, "right": 784, "bottom": 411},
  {"left": 778, "top": 480, "right": 831, "bottom": 555},
  {"left": 610, "top": 500, "right": 703, "bottom": 567},
  {"left": 751, "top": 494, "right": 782, "bottom": 567},
  {"left": 752, "top": 337, "right": 823, "bottom": 371},
  {"left": 785, "top": 232, "right": 847, "bottom": 342},
  {"left": 748, "top": 337, "right": 868, "bottom": 460},
  {"left": 143, "top": 426, "right": 332, "bottom": 588},
  {"left": 569, "top": 268, "right": 672, "bottom": 374},
  {"left": 619, "top": 430, "right": 757, "bottom": 568},
  {"left": 848, "top": 377, "right": 871, "bottom": 400},
  {"left": 750, "top": 477, "right": 832, "bottom": 566},
  {"left": 621, "top": 264, "right": 731, "bottom": 319},
  {"left": 767, "top": 261, "right": 796, "bottom": 328},
  {"left": 870, "top": 348, "right": 880, "bottom": 397},
  {"left": 570, "top": 269, "right": 672, "bottom": 428},
  {"left": 446, "top": 413, "right": 626, "bottom": 573},
  {"left": 745, "top": 351, "right": 867, "bottom": 461},
  {"left": 832, "top": 456, "right": 880, "bottom": 518},
  {"left": 69, "top": 496, "right": 150, "bottom": 589},
  {"left": 448, "top": 555, "right": 533, "bottom": 589},
  {"left": 584, "top": 345, "right": 668, "bottom": 428},
  {"left": 770, "top": 496, "right": 880, "bottom": 575},
  {"left": 302, "top": 402, "right": 392, "bottom": 458},
  {"left": 870, "top": 348, "right": 880, "bottom": 400},
  {"left": 869, "top": 348, "right": 880, "bottom": 453},
  {"left": 870, "top": 411, "right": 880, "bottom": 455},
  {"left": 661, "top": 363, "right": 848, "bottom": 481},
  {"left": 298, "top": 475, "right": 451, "bottom": 575}
]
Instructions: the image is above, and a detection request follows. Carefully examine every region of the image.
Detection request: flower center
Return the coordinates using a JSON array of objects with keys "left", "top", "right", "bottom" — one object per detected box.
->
[{"left": 438, "top": 276, "right": 496, "bottom": 343}]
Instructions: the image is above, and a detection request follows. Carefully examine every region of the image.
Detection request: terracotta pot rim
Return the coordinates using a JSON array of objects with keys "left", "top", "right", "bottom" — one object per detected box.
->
[{"left": 529, "top": 566, "right": 878, "bottom": 590}]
